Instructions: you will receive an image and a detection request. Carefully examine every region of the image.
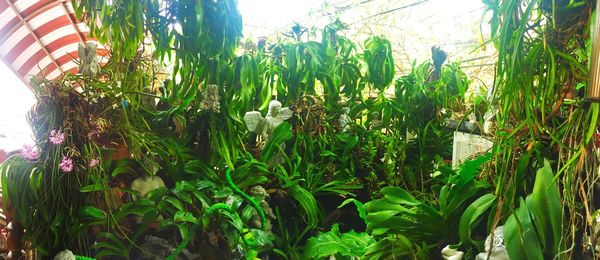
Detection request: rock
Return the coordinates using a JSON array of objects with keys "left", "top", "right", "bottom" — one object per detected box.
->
[
  {"left": 139, "top": 235, "right": 175, "bottom": 260},
  {"left": 53, "top": 250, "right": 75, "bottom": 260}
]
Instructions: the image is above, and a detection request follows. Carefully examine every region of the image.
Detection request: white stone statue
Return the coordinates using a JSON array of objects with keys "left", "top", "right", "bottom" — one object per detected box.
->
[
  {"left": 475, "top": 226, "right": 509, "bottom": 260},
  {"left": 78, "top": 42, "right": 100, "bottom": 76},
  {"left": 54, "top": 250, "right": 75, "bottom": 260},
  {"left": 131, "top": 175, "right": 165, "bottom": 198},
  {"left": 249, "top": 185, "right": 276, "bottom": 233},
  {"left": 199, "top": 84, "right": 221, "bottom": 113},
  {"left": 368, "top": 111, "right": 382, "bottom": 129},
  {"left": 244, "top": 100, "right": 293, "bottom": 141},
  {"left": 339, "top": 107, "right": 352, "bottom": 132},
  {"left": 442, "top": 245, "right": 463, "bottom": 260},
  {"left": 483, "top": 103, "right": 498, "bottom": 136}
]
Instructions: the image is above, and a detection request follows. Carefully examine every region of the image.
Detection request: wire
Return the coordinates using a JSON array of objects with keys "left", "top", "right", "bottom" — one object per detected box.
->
[
  {"left": 349, "top": 0, "right": 430, "bottom": 25},
  {"left": 461, "top": 63, "right": 495, "bottom": 68},
  {"left": 266, "top": 0, "right": 383, "bottom": 37}
]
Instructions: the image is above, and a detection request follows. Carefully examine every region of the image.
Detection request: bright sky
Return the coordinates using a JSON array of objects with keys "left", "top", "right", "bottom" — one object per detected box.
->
[
  {"left": 238, "top": 0, "right": 493, "bottom": 72},
  {"left": 238, "top": 0, "right": 324, "bottom": 39},
  {"left": 0, "top": 61, "right": 35, "bottom": 152},
  {"left": 238, "top": 0, "right": 495, "bottom": 81},
  {"left": 238, "top": 0, "right": 486, "bottom": 38}
]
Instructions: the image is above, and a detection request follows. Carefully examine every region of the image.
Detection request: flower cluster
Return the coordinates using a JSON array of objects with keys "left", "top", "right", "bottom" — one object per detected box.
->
[
  {"left": 49, "top": 129, "right": 65, "bottom": 145},
  {"left": 88, "top": 116, "right": 109, "bottom": 141},
  {"left": 59, "top": 156, "right": 74, "bottom": 172},
  {"left": 20, "top": 144, "right": 39, "bottom": 161},
  {"left": 89, "top": 158, "right": 100, "bottom": 168}
]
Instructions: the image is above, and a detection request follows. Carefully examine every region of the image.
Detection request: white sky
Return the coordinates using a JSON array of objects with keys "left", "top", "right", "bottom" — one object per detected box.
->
[
  {"left": 0, "top": 60, "right": 35, "bottom": 152},
  {"left": 238, "top": 0, "right": 324, "bottom": 39},
  {"left": 238, "top": 0, "right": 486, "bottom": 39},
  {"left": 238, "top": 0, "right": 495, "bottom": 82}
]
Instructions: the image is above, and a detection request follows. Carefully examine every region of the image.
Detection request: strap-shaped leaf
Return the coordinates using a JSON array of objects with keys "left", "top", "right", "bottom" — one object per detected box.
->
[{"left": 459, "top": 194, "right": 496, "bottom": 248}]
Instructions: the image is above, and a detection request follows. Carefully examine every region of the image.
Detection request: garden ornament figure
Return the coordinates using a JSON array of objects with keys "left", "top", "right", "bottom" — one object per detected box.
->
[
  {"left": 131, "top": 175, "right": 165, "bottom": 198},
  {"left": 199, "top": 84, "right": 221, "bottom": 113},
  {"left": 368, "top": 111, "right": 382, "bottom": 129},
  {"left": 483, "top": 107, "right": 497, "bottom": 135},
  {"left": 441, "top": 245, "right": 463, "bottom": 260},
  {"left": 483, "top": 88, "right": 498, "bottom": 136},
  {"left": 140, "top": 235, "right": 176, "bottom": 259},
  {"left": 249, "top": 185, "right": 276, "bottom": 232},
  {"left": 53, "top": 249, "right": 75, "bottom": 260},
  {"left": 78, "top": 42, "right": 100, "bottom": 76},
  {"left": 339, "top": 107, "right": 352, "bottom": 132},
  {"left": 475, "top": 226, "right": 509, "bottom": 260},
  {"left": 244, "top": 100, "right": 293, "bottom": 141}
]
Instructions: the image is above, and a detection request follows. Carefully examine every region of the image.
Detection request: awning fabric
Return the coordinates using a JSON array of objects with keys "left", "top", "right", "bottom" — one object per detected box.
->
[{"left": 0, "top": 0, "right": 108, "bottom": 86}]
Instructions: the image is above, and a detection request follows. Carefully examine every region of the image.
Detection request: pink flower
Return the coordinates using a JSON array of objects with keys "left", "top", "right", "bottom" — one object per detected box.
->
[
  {"left": 89, "top": 158, "right": 100, "bottom": 168},
  {"left": 59, "top": 156, "right": 74, "bottom": 172},
  {"left": 20, "top": 144, "right": 39, "bottom": 161},
  {"left": 49, "top": 129, "right": 65, "bottom": 145},
  {"left": 87, "top": 130, "right": 100, "bottom": 140}
]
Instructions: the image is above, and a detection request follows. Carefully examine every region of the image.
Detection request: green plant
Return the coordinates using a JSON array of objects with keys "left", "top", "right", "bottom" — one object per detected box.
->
[
  {"left": 302, "top": 223, "right": 375, "bottom": 259},
  {"left": 1, "top": 1, "right": 494, "bottom": 258},
  {"left": 364, "top": 36, "right": 395, "bottom": 91},
  {"left": 484, "top": 0, "right": 596, "bottom": 257},
  {"left": 503, "top": 160, "right": 563, "bottom": 259},
  {"left": 362, "top": 154, "right": 491, "bottom": 258}
]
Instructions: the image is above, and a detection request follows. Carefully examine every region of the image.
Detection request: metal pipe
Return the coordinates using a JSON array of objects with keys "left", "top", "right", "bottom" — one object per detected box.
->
[{"left": 3, "top": 0, "right": 64, "bottom": 74}]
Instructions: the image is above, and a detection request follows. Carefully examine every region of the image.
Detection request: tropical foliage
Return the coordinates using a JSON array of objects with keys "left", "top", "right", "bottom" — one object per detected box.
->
[{"left": 0, "top": 0, "right": 598, "bottom": 259}]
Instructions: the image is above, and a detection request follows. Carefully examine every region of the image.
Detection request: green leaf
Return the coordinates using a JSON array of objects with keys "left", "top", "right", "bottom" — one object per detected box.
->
[
  {"left": 95, "top": 232, "right": 128, "bottom": 255},
  {"left": 528, "top": 160, "right": 563, "bottom": 254},
  {"left": 261, "top": 122, "right": 293, "bottom": 161},
  {"left": 303, "top": 224, "right": 374, "bottom": 258},
  {"left": 454, "top": 152, "right": 491, "bottom": 189},
  {"left": 78, "top": 206, "right": 106, "bottom": 225},
  {"left": 364, "top": 235, "right": 415, "bottom": 259},
  {"left": 504, "top": 198, "right": 544, "bottom": 260},
  {"left": 110, "top": 160, "right": 134, "bottom": 177},
  {"left": 289, "top": 185, "right": 319, "bottom": 229},
  {"left": 379, "top": 186, "right": 420, "bottom": 206},
  {"left": 80, "top": 183, "right": 107, "bottom": 192},
  {"left": 165, "top": 197, "right": 184, "bottom": 211},
  {"left": 338, "top": 198, "right": 367, "bottom": 222},
  {"left": 459, "top": 194, "right": 496, "bottom": 248},
  {"left": 246, "top": 228, "right": 273, "bottom": 253},
  {"left": 174, "top": 211, "right": 199, "bottom": 224},
  {"left": 113, "top": 199, "right": 154, "bottom": 220}
]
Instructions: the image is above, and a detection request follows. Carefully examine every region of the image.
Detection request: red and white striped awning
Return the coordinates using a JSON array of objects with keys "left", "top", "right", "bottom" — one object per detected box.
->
[{"left": 0, "top": 0, "right": 108, "bottom": 86}]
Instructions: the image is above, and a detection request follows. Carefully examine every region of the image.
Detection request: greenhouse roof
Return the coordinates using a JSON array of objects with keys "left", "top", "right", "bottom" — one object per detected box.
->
[
  {"left": 0, "top": 0, "right": 108, "bottom": 86},
  {"left": 240, "top": 0, "right": 497, "bottom": 84}
]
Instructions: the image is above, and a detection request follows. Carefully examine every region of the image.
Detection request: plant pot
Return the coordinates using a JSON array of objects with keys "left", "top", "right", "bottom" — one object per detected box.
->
[{"left": 102, "top": 143, "right": 131, "bottom": 161}]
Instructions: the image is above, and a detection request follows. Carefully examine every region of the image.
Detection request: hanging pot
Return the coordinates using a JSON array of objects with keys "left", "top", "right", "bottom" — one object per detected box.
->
[{"left": 101, "top": 143, "right": 131, "bottom": 161}]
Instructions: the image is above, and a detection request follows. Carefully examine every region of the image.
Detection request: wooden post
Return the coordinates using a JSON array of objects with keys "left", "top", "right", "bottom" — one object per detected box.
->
[{"left": 587, "top": 0, "right": 600, "bottom": 101}]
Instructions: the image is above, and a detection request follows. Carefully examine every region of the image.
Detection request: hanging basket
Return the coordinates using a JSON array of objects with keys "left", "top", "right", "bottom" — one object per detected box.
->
[{"left": 101, "top": 143, "right": 131, "bottom": 161}]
